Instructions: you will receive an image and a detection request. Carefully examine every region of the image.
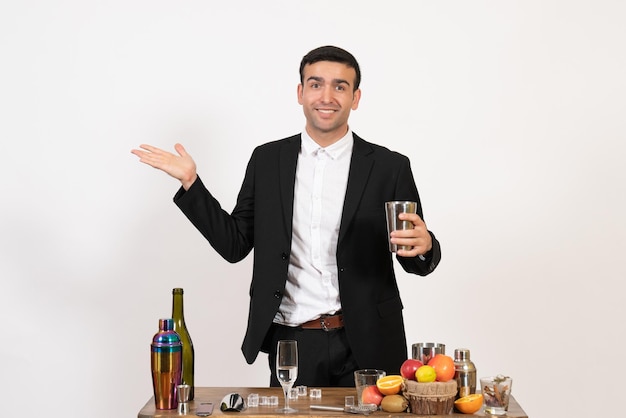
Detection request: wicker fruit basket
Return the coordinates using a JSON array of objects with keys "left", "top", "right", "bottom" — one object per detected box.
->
[{"left": 402, "top": 379, "right": 457, "bottom": 415}]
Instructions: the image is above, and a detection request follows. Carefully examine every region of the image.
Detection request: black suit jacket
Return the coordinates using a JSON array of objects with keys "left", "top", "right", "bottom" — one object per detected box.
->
[{"left": 174, "top": 133, "right": 441, "bottom": 374}]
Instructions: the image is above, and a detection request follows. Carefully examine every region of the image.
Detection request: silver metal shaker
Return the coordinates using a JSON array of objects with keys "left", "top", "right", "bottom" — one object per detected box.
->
[
  {"left": 412, "top": 342, "right": 445, "bottom": 365},
  {"left": 453, "top": 348, "right": 476, "bottom": 399},
  {"left": 385, "top": 201, "right": 418, "bottom": 252}
]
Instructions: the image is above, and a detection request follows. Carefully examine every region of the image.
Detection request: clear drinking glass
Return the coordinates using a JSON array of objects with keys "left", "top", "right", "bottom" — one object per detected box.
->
[
  {"left": 276, "top": 340, "right": 298, "bottom": 413},
  {"left": 480, "top": 375, "right": 512, "bottom": 415},
  {"left": 354, "top": 369, "right": 386, "bottom": 406}
]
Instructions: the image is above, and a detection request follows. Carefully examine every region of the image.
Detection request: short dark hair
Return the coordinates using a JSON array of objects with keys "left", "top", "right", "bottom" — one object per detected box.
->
[{"left": 299, "top": 45, "right": 361, "bottom": 91}]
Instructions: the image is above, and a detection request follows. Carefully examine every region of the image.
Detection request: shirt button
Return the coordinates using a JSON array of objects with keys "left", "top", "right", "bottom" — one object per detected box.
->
[
  {"left": 281, "top": 252, "right": 288, "bottom": 260},
  {"left": 274, "top": 291, "right": 282, "bottom": 299}
]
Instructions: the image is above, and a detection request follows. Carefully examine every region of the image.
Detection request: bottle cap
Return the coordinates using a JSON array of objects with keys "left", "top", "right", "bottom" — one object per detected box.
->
[
  {"left": 159, "top": 318, "right": 174, "bottom": 331},
  {"left": 454, "top": 348, "right": 471, "bottom": 361}
]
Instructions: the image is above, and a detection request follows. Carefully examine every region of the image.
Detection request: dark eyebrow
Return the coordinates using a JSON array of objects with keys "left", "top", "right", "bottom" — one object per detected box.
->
[
  {"left": 333, "top": 78, "right": 351, "bottom": 87},
  {"left": 306, "top": 76, "right": 351, "bottom": 88}
]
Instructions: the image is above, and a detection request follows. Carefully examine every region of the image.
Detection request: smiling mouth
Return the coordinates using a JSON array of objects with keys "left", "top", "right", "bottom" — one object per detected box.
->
[{"left": 316, "top": 109, "right": 337, "bottom": 114}]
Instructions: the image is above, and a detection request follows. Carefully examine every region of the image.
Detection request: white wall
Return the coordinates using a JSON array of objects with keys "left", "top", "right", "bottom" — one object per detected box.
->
[{"left": 1, "top": 1, "right": 624, "bottom": 417}]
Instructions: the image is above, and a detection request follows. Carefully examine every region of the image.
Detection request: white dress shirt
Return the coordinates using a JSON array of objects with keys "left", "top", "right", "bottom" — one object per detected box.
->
[{"left": 273, "top": 129, "right": 353, "bottom": 326}]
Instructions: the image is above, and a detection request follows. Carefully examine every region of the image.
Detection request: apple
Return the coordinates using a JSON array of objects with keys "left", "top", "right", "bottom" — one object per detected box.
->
[
  {"left": 400, "top": 358, "right": 423, "bottom": 380},
  {"left": 361, "top": 385, "right": 384, "bottom": 406}
]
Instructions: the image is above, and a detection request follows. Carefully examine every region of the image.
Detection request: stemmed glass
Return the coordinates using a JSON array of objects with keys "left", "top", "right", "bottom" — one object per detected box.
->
[{"left": 276, "top": 340, "right": 298, "bottom": 413}]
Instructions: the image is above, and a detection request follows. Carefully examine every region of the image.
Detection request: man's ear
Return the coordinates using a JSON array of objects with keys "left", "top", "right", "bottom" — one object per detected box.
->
[
  {"left": 297, "top": 84, "right": 304, "bottom": 105},
  {"left": 351, "top": 88, "right": 362, "bottom": 110}
]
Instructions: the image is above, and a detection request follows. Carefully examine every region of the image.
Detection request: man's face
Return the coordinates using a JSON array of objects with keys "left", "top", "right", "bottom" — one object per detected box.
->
[{"left": 298, "top": 61, "right": 361, "bottom": 145}]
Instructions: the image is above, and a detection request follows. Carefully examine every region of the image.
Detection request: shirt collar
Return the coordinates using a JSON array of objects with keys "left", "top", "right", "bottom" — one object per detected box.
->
[{"left": 300, "top": 129, "right": 354, "bottom": 160}]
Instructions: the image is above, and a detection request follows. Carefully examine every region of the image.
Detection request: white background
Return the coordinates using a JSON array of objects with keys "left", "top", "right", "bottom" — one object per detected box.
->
[{"left": 1, "top": 1, "right": 624, "bottom": 417}]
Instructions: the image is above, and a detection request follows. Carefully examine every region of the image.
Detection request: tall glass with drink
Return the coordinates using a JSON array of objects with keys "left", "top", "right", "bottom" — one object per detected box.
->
[{"left": 276, "top": 340, "right": 298, "bottom": 413}]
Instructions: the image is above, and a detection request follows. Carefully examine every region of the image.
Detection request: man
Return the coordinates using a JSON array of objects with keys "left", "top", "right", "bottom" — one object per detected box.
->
[{"left": 131, "top": 46, "right": 441, "bottom": 387}]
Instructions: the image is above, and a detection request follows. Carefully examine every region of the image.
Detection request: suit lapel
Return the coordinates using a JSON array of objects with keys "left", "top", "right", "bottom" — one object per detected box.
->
[
  {"left": 338, "top": 134, "right": 374, "bottom": 248},
  {"left": 279, "top": 135, "right": 301, "bottom": 239}
]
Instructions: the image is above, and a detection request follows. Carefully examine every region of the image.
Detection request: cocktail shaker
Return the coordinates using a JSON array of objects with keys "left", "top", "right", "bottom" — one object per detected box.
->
[
  {"left": 151, "top": 318, "right": 182, "bottom": 409},
  {"left": 412, "top": 342, "right": 445, "bottom": 365},
  {"left": 385, "top": 201, "right": 418, "bottom": 252},
  {"left": 453, "top": 348, "right": 476, "bottom": 399}
]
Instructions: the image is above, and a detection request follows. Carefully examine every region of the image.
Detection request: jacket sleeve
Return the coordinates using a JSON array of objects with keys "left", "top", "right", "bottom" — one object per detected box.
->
[
  {"left": 397, "top": 231, "right": 441, "bottom": 275},
  {"left": 393, "top": 155, "right": 442, "bottom": 276},
  {"left": 173, "top": 152, "right": 257, "bottom": 263}
]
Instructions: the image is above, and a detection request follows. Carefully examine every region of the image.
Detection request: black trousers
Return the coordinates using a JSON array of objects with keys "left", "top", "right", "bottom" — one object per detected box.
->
[{"left": 267, "top": 323, "right": 359, "bottom": 387}]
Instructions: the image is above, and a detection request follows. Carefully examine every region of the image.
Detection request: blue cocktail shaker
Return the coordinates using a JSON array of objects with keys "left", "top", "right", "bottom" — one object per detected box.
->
[{"left": 151, "top": 318, "right": 182, "bottom": 409}]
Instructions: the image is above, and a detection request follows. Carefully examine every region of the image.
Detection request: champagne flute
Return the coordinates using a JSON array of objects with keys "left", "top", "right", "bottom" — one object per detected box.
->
[{"left": 276, "top": 340, "right": 298, "bottom": 413}]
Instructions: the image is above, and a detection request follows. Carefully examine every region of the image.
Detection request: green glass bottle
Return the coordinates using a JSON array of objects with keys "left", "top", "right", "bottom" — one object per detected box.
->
[{"left": 172, "top": 288, "right": 195, "bottom": 400}]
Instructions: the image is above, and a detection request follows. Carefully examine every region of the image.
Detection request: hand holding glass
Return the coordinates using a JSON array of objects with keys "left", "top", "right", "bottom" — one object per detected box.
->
[
  {"left": 385, "top": 201, "right": 417, "bottom": 252},
  {"left": 276, "top": 340, "right": 298, "bottom": 413}
]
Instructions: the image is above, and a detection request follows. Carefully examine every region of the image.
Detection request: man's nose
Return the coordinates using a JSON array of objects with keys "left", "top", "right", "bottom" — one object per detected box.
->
[{"left": 321, "top": 85, "right": 333, "bottom": 102}]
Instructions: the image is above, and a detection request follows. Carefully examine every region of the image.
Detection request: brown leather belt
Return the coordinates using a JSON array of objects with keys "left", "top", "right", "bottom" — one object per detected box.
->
[{"left": 300, "top": 313, "right": 344, "bottom": 331}]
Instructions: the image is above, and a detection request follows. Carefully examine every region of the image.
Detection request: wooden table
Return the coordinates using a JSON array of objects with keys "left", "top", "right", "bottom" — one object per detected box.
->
[{"left": 138, "top": 387, "right": 528, "bottom": 418}]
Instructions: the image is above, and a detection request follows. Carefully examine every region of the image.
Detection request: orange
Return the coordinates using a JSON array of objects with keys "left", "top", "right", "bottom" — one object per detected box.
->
[
  {"left": 428, "top": 354, "right": 456, "bottom": 382},
  {"left": 376, "top": 375, "right": 404, "bottom": 395},
  {"left": 454, "top": 393, "right": 483, "bottom": 414}
]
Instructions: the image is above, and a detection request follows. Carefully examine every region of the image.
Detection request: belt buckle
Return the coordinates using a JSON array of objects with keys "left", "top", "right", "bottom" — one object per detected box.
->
[{"left": 320, "top": 316, "right": 330, "bottom": 331}]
